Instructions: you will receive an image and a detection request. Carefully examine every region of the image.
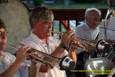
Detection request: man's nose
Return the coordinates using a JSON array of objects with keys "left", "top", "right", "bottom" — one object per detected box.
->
[{"left": 1, "top": 35, "right": 6, "bottom": 40}]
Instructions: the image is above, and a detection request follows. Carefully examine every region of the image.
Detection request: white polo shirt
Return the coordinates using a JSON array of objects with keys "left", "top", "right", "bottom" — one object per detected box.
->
[{"left": 21, "top": 33, "right": 67, "bottom": 77}]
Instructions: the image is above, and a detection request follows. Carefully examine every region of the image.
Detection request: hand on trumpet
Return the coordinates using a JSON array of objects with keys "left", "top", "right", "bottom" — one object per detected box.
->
[
  {"left": 15, "top": 45, "right": 30, "bottom": 64},
  {"left": 59, "top": 31, "right": 85, "bottom": 51}
]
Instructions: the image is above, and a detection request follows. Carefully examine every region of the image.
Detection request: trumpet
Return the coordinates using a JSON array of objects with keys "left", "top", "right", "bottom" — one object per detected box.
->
[
  {"left": 10, "top": 44, "right": 76, "bottom": 70},
  {"left": 52, "top": 31, "right": 97, "bottom": 51},
  {"left": 10, "top": 44, "right": 60, "bottom": 67}
]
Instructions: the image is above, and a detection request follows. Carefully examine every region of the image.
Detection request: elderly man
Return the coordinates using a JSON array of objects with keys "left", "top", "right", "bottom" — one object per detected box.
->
[
  {"left": 76, "top": 8, "right": 101, "bottom": 41},
  {"left": 74, "top": 8, "right": 102, "bottom": 77},
  {"left": 21, "top": 6, "right": 78, "bottom": 77}
]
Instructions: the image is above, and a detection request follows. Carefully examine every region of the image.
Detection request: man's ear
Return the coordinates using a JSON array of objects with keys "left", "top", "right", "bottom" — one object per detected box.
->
[{"left": 32, "top": 20, "right": 38, "bottom": 28}]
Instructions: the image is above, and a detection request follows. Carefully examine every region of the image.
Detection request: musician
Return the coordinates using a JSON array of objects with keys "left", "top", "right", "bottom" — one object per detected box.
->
[
  {"left": 0, "top": 18, "right": 30, "bottom": 77},
  {"left": 75, "top": 7, "right": 102, "bottom": 58},
  {"left": 21, "top": 6, "right": 78, "bottom": 77},
  {"left": 74, "top": 8, "right": 102, "bottom": 77}
]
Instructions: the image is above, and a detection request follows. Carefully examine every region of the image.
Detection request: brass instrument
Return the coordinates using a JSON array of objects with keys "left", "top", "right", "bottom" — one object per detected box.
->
[
  {"left": 52, "top": 31, "right": 96, "bottom": 51},
  {"left": 27, "top": 47, "right": 76, "bottom": 70},
  {"left": 10, "top": 42, "right": 76, "bottom": 70},
  {"left": 10, "top": 44, "right": 61, "bottom": 68},
  {"left": 85, "top": 40, "right": 115, "bottom": 76}
]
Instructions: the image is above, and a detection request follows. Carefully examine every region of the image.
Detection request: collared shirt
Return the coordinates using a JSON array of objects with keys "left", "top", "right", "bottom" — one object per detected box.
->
[
  {"left": 75, "top": 21, "right": 100, "bottom": 54},
  {"left": 0, "top": 52, "right": 28, "bottom": 77},
  {"left": 75, "top": 21, "right": 100, "bottom": 41},
  {"left": 21, "top": 33, "right": 67, "bottom": 77}
]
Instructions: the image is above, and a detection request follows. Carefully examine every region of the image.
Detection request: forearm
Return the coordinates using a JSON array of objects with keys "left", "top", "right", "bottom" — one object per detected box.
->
[
  {"left": 68, "top": 50, "right": 77, "bottom": 63},
  {"left": 29, "top": 62, "right": 37, "bottom": 77},
  {"left": 0, "top": 60, "right": 21, "bottom": 77},
  {"left": 39, "top": 46, "right": 65, "bottom": 73},
  {"left": 51, "top": 46, "right": 65, "bottom": 59}
]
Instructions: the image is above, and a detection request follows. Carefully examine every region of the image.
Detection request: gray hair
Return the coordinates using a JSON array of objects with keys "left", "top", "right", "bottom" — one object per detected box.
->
[
  {"left": 29, "top": 6, "right": 54, "bottom": 28},
  {"left": 85, "top": 8, "right": 101, "bottom": 17}
]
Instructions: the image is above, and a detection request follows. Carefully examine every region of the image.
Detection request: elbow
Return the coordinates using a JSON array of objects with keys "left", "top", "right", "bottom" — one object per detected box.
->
[
  {"left": 0, "top": 74, "right": 8, "bottom": 77},
  {"left": 0, "top": 74, "right": 3, "bottom": 77},
  {"left": 39, "top": 68, "right": 48, "bottom": 73},
  {"left": 39, "top": 65, "right": 51, "bottom": 73}
]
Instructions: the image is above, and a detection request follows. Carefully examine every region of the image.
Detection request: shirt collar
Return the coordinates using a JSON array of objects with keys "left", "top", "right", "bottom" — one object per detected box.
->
[
  {"left": 0, "top": 51, "right": 5, "bottom": 60},
  {"left": 30, "top": 32, "right": 50, "bottom": 44},
  {"left": 82, "top": 22, "right": 91, "bottom": 31}
]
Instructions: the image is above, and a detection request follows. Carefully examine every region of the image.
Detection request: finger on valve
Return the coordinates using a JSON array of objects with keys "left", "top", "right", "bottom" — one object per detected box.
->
[
  {"left": 69, "top": 39, "right": 86, "bottom": 51},
  {"left": 60, "top": 31, "right": 75, "bottom": 50}
]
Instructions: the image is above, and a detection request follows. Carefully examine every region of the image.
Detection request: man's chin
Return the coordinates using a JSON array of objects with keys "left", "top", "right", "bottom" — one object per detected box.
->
[
  {"left": 0, "top": 48, "right": 4, "bottom": 51},
  {"left": 47, "top": 33, "right": 51, "bottom": 37}
]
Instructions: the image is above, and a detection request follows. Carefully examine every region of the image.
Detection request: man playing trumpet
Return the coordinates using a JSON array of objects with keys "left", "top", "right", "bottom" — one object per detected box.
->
[{"left": 21, "top": 6, "right": 80, "bottom": 77}]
